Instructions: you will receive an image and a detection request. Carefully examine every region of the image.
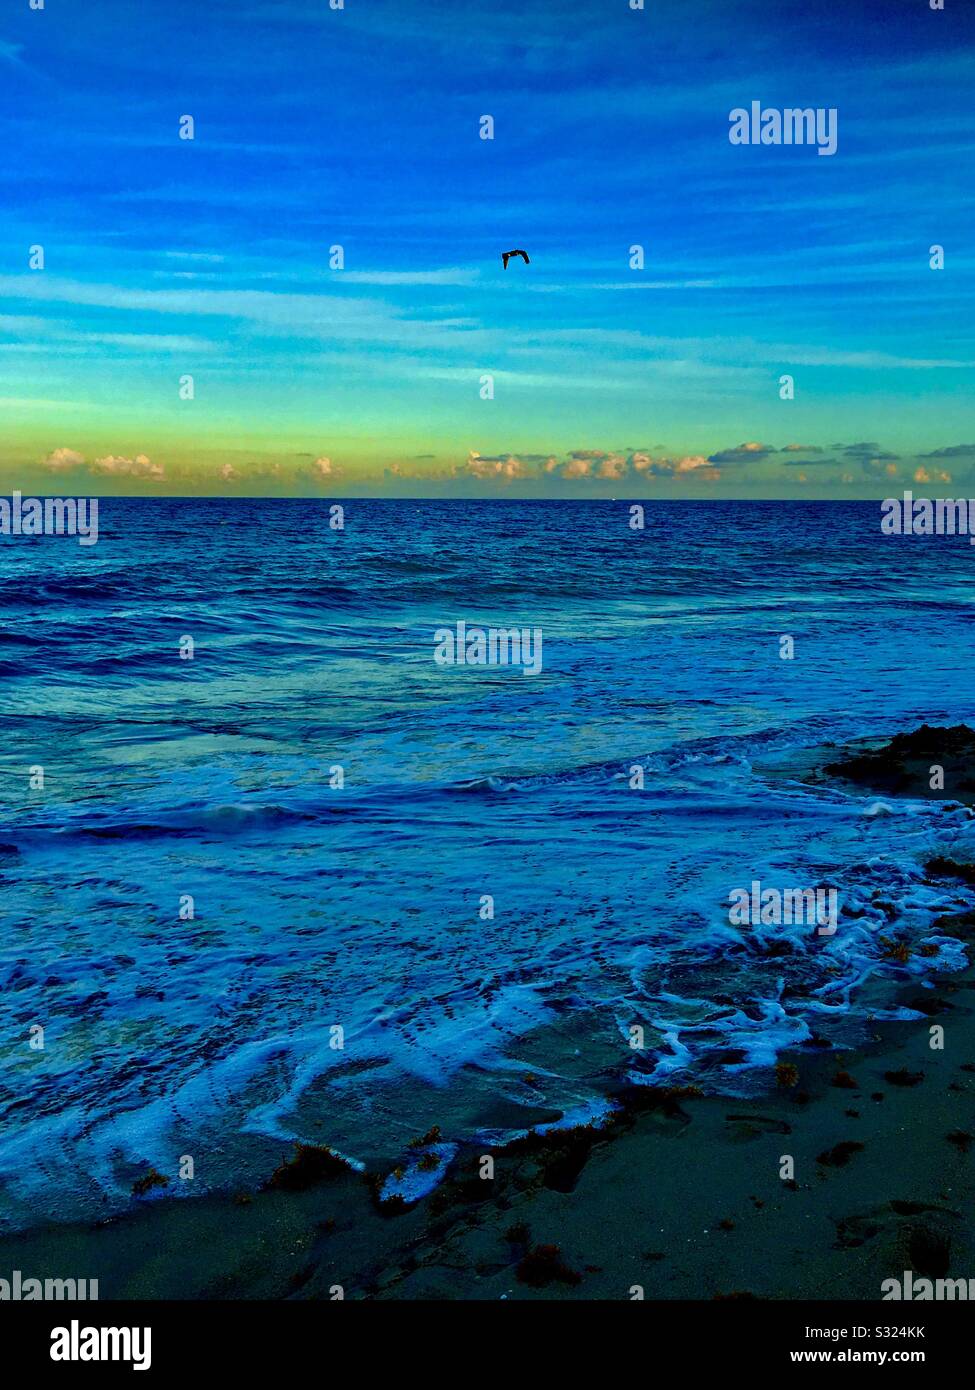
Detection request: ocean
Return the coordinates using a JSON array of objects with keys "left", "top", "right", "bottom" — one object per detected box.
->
[{"left": 2, "top": 497, "right": 973, "bottom": 1227}]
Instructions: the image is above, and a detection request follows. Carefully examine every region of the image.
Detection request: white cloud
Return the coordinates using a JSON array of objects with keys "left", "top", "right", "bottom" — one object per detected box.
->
[
  {"left": 561, "top": 457, "right": 592, "bottom": 479},
  {"left": 465, "top": 450, "right": 525, "bottom": 480},
  {"left": 92, "top": 453, "right": 164, "bottom": 480},
  {"left": 596, "top": 455, "right": 626, "bottom": 479},
  {"left": 340, "top": 269, "right": 477, "bottom": 286},
  {"left": 42, "top": 447, "right": 85, "bottom": 470}
]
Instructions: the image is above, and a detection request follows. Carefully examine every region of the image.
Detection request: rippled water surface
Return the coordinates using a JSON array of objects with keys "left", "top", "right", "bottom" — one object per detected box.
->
[{"left": 1, "top": 498, "right": 973, "bottom": 1226}]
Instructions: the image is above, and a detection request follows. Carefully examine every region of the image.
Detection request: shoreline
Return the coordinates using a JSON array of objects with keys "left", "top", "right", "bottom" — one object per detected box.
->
[
  {"left": 3, "top": 965, "right": 974, "bottom": 1300},
  {"left": 3, "top": 728, "right": 975, "bottom": 1300}
]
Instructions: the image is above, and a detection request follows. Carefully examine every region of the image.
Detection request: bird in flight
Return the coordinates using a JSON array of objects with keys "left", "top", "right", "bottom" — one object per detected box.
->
[{"left": 501, "top": 249, "right": 530, "bottom": 269}]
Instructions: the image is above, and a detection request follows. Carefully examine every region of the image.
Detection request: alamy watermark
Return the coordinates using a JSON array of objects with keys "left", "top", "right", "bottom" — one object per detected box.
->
[
  {"left": 729, "top": 101, "right": 838, "bottom": 156},
  {"left": 882, "top": 1270, "right": 975, "bottom": 1301},
  {"left": 729, "top": 879, "right": 838, "bottom": 935},
  {"left": 434, "top": 621, "right": 543, "bottom": 676},
  {"left": 0, "top": 492, "right": 98, "bottom": 546},
  {"left": 881, "top": 491, "right": 975, "bottom": 543},
  {"left": 1, "top": 1269, "right": 98, "bottom": 1300},
  {"left": 50, "top": 1320, "right": 151, "bottom": 1371}
]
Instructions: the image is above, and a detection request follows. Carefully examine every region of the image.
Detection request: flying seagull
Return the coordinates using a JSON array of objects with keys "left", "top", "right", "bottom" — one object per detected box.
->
[{"left": 501, "top": 249, "right": 530, "bottom": 269}]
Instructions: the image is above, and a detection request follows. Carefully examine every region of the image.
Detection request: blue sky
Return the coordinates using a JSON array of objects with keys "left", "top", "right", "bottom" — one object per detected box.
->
[{"left": 1, "top": 0, "right": 973, "bottom": 495}]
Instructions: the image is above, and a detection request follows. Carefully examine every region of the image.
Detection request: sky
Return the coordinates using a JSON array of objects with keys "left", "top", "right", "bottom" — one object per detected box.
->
[{"left": 1, "top": 0, "right": 973, "bottom": 497}]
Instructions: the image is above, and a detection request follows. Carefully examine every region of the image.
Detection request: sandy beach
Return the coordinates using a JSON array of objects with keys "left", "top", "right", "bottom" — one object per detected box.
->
[
  {"left": 3, "top": 954, "right": 974, "bottom": 1301},
  {"left": 3, "top": 727, "right": 974, "bottom": 1302}
]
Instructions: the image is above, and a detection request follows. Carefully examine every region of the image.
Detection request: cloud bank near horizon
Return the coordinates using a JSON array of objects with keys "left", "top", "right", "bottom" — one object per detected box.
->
[{"left": 7, "top": 436, "right": 972, "bottom": 497}]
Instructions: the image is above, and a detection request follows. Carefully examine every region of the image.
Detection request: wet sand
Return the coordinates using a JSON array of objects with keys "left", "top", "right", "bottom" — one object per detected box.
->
[
  {"left": 3, "top": 975, "right": 975, "bottom": 1301},
  {"left": 3, "top": 729, "right": 975, "bottom": 1300}
]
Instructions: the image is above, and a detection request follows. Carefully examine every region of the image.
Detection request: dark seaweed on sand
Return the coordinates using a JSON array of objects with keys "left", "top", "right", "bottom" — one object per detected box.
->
[
  {"left": 264, "top": 1143, "right": 351, "bottom": 1192},
  {"left": 515, "top": 1243, "right": 582, "bottom": 1288},
  {"left": 816, "top": 1141, "right": 865, "bottom": 1168}
]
